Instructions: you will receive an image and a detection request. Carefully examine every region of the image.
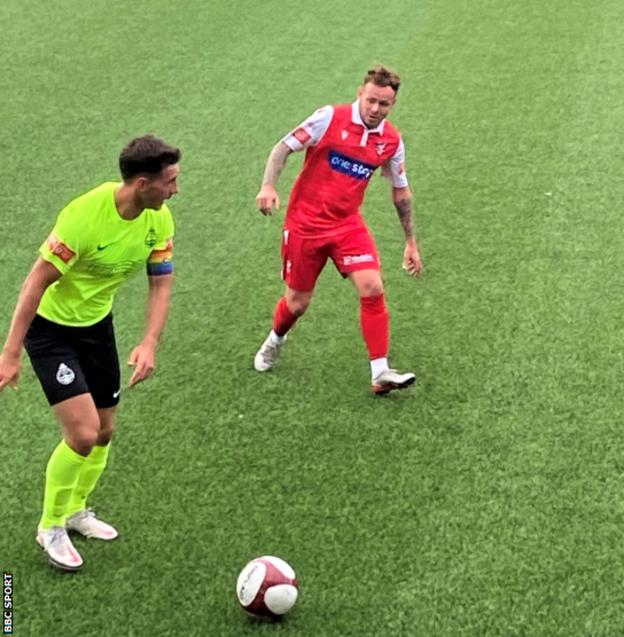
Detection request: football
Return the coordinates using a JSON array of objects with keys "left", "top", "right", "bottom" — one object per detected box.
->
[{"left": 236, "top": 556, "right": 299, "bottom": 618}]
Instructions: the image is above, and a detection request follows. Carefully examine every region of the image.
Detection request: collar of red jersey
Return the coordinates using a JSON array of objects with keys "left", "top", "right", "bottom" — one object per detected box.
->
[{"left": 351, "top": 101, "right": 385, "bottom": 135}]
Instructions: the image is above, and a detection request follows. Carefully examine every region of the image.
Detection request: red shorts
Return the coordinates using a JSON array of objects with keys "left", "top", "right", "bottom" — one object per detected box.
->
[{"left": 281, "top": 226, "right": 380, "bottom": 292}]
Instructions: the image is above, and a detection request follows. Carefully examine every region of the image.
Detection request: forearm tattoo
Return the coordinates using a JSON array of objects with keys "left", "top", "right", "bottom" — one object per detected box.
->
[
  {"left": 262, "top": 143, "right": 291, "bottom": 185},
  {"left": 394, "top": 197, "right": 414, "bottom": 239}
]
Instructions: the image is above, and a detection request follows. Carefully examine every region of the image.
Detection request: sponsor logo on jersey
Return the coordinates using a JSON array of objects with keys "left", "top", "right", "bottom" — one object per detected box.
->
[
  {"left": 343, "top": 254, "right": 375, "bottom": 265},
  {"left": 47, "top": 235, "right": 76, "bottom": 263},
  {"left": 328, "top": 151, "right": 376, "bottom": 181},
  {"left": 56, "top": 363, "right": 75, "bottom": 385},
  {"left": 86, "top": 260, "right": 143, "bottom": 278},
  {"left": 293, "top": 127, "right": 311, "bottom": 145}
]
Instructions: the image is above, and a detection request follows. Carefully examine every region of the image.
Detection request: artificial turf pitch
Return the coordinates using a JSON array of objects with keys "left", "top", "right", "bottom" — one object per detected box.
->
[{"left": 2, "top": 1, "right": 624, "bottom": 635}]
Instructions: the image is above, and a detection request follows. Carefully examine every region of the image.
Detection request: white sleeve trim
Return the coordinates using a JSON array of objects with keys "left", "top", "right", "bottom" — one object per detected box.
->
[
  {"left": 384, "top": 137, "right": 409, "bottom": 188},
  {"left": 282, "top": 105, "right": 334, "bottom": 152}
]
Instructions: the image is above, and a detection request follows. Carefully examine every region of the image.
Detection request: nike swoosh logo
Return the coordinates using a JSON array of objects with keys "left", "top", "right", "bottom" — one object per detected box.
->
[
  {"left": 97, "top": 245, "right": 108, "bottom": 251},
  {"left": 113, "top": 389, "right": 121, "bottom": 398}
]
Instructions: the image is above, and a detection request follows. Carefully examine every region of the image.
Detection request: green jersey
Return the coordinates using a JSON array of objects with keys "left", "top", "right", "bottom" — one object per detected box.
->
[{"left": 38, "top": 182, "right": 174, "bottom": 327}]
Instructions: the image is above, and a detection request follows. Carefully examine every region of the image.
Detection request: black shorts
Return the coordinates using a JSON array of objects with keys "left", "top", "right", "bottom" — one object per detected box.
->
[{"left": 24, "top": 313, "right": 121, "bottom": 408}]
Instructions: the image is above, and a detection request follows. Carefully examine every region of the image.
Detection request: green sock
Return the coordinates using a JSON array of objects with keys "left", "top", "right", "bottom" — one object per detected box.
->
[
  {"left": 39, "top": 440, "right": 87, "bottom": 529},
  {"left": 65, "top": 443, "right": 111, "bottom": 518}
]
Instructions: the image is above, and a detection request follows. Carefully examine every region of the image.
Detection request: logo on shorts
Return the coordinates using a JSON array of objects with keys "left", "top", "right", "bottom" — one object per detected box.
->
[
  {"left": 343, "top": 254, "right": 375, "bottom": 266},
  {"left": 56, "top": 363, "right": 75, "bottom": 385},
  {"left": 113, "top": 389, "right": 121, "bottom": 399}
]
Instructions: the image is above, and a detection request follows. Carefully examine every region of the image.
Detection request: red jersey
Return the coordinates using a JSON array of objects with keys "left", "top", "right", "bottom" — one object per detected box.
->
[{"left": 282, "top": 102, "right": 409, "bottom": 238}]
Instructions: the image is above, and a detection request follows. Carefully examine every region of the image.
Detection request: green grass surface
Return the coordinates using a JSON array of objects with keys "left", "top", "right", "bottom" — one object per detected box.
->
[{"left": 2, "top": 1, "right": 624, "bottom": 635}]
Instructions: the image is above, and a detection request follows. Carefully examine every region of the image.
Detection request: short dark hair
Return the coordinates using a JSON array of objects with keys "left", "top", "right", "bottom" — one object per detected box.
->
[
  {"left": 363, "top": 65, "right": 401, "bottom": 95},
  {"left": 119, "top": 135, "right": 181, "bottom": 181}
]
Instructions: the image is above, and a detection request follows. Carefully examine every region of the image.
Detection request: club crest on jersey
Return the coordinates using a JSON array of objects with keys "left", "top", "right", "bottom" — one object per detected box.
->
[
  {"left": 145, "top": 228, "right": 158, "bottom": 248},
  {"left": 56, "top": 363, "right": 75, "bottom": 385},
  {"left": 341, "top": 130, "right": 349, "bottom": 140},
  {"left": 375, "top": 142, "right": 386, "bottom": 156},
  {"left": 328, "top": 151, "right": 376, "bottom": 181}
]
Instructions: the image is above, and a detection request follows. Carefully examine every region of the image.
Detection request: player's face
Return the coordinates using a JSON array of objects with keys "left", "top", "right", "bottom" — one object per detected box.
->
[
  {"left": 357, "top": 83, "right": 396, "bottom": 129},
  {"left": 139, "top": 163, "right": 180, "bottom": 210}
]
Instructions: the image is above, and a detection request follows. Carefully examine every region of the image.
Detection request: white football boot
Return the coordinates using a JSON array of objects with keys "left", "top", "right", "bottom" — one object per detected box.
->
[
  {"left": 65, "top": 508, "right": 119, "bottom": 540},
  {"left": 254, "top": 332, "right": 286, "bottom": 372},
  {"left": 36, "top": 526, "right": 84, "bottom": 571},
  {"left": 371, "top": 368, "right": 416, "bottom": 395}
]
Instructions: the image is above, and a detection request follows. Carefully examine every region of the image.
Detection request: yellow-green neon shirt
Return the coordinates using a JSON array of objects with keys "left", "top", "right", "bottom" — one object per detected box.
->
[{"left": 38, "top": 182, "right": 175, "bottom": 327}]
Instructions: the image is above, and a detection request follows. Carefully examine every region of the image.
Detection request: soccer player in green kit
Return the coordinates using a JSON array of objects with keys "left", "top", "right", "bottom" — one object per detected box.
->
[{"left": 0, "top": 135, "right": 181, "bottom": 571}]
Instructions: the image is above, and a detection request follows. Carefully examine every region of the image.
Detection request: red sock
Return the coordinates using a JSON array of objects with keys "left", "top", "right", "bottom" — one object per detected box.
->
[
  {"left": 272, "top": 297, "right": 299, "bottom": 337},
  {"left": 360, "top": 294, "right": 389, "bottom": 360}
]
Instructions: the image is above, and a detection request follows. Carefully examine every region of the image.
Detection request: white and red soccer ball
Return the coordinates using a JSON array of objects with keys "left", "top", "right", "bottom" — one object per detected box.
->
[{"left": 236, "top": 556, "right": 299, "bottom": 618}]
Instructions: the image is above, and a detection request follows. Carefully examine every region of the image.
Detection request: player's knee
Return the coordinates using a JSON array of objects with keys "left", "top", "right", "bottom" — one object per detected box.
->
[
  {"left": 291, "top": 301, "right": 309, "bottom": 316},
  {"left": 359, "top": 282, "right": 384, "bottom": 298},
  {"left": 63, "top": 416, "right": 100, "bottom": 455},
  {"left": 96, "top": 407, "right": 117, "bottom": 445},
  {"left": 97, "top": 422, "right": 115, "bottom": 445},
  {"left": 287, "top": 297, "right": 311, "bottom": 316},
  {"left": 68, "top": 429, "right": 99, "bottom": 455}
]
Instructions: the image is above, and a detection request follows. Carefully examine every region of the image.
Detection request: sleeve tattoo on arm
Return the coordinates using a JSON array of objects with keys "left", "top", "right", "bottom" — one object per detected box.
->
[
  {"left": 394, "top": 197, "right": 414, "bottom": 239},
  {"left": 262, "top": 143, "right": 292, "bottom": 185}
]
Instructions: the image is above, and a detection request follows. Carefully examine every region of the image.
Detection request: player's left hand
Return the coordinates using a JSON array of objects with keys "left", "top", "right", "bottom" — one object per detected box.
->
[
  {"left": 127, "top": 341, "right": 156, "bottom": 388},
  {"left": 402, "top": 241, "right": 423, "bottom": 277},
  {"left": 256, "top": 184, "right": 280, "bottom": 216}
]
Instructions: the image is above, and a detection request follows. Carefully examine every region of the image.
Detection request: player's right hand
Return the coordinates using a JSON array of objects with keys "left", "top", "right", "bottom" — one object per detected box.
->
[
  {"left": 256, "top": 184, "right": 280, "bottom": 216},
  {"left": 0, "top": 352, "right": 21, "bottom": 391}
]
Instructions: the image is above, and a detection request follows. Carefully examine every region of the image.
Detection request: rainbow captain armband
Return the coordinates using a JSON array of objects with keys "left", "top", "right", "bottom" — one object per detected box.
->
[{"left": 147, "top": 239, "right": 174, "bottom": 276}]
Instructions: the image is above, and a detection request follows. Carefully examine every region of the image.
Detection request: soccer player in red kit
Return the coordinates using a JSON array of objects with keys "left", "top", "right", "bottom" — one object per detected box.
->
[{"left": 254, "top": 65, "right": 422, "bottom": 395}]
